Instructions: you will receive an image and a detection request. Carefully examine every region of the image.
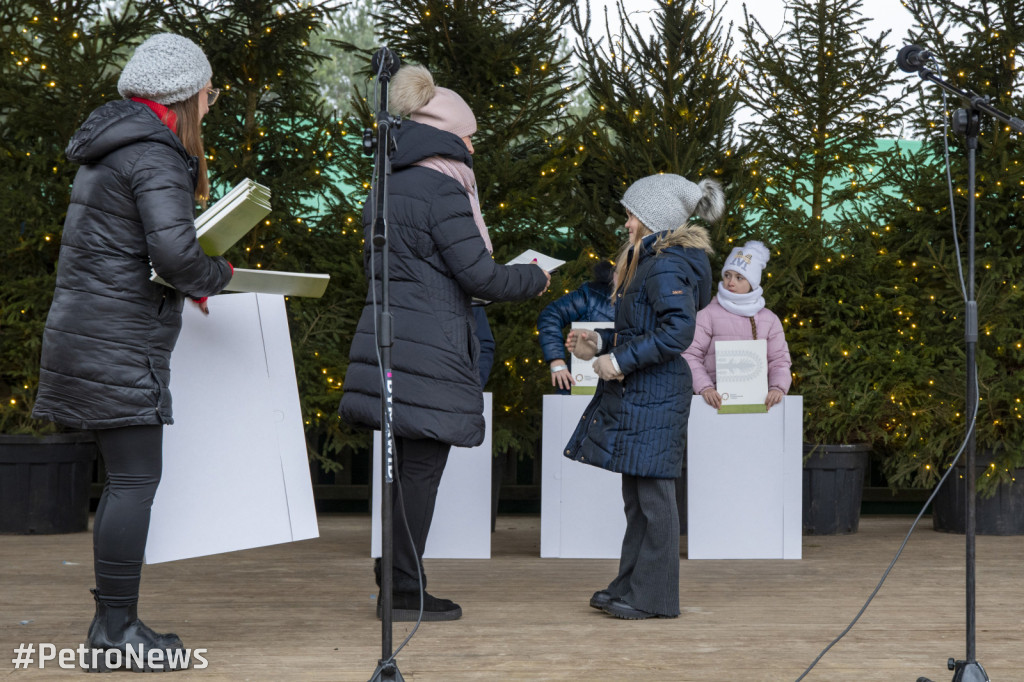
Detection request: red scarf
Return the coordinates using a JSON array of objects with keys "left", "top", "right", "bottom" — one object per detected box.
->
[{"left": 130, "top": 97, "right": 178, "bottom": 133}]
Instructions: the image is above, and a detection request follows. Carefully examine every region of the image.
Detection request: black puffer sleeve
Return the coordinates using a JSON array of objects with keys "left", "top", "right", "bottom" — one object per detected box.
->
[
  {"left": 428, "top": 181, "right": 546, "bottom": 301},
  {"left": 133, "top": 146, "right": 231, "bottom": 297}
]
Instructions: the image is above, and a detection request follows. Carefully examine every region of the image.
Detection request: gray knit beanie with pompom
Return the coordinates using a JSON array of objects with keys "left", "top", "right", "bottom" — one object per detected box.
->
[
  {"left": 620, "top": 174, "right": 725, "bottom": 232},
  {"left": 117, "top": 33, "right": 212, "bottom": 105}
]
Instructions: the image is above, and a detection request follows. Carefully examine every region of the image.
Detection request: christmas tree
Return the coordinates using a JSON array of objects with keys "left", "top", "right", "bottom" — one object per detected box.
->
[
  {"left": 738, "top": 0, "right": 907, "bottom": 449},
  {"left": 310, "top": 0, "right": 376, "bottom": 113},
  {"left": 739, "top": 0, "right": 903, "bottom": 244},
  {"left": 877, "top": 0, "right": 1024, "bottom": 491},
  {"left": 0, "top": 0, "right": 157, "bottom": 433},
  {"left": 149, "top": 0, "right": 369, "bottom": 468},
  {"left": 570, "top": 0, "right": 746, "bottom": 255}
]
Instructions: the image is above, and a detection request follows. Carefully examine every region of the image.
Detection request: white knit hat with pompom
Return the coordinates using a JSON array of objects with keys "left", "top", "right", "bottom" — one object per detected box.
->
[{"left": 722, "top": 240, "right": 771, "bottom": 289}]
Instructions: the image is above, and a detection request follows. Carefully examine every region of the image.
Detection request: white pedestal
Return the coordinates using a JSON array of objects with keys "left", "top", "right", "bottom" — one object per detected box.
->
[
  {"left": 540, "top": 394, "right": 803, "bottom": 560},
  {"left": 148, "top": 293, "right": 319, "bottom": 564},
  {"left": 687, "top": 395, "right": 803, "bottom": 559},
  {"left": 540, "top": 395, "right": 625, "bottom": 558},
  {"left": 371, "top": 393, "right": 492, "bottom": 559}
]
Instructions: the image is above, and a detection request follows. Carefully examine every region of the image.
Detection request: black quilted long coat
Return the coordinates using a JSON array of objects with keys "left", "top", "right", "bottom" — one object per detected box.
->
[
  {"left": 338, "top": 121, "right": 547, "bottom": 447},
  {"left": 33, "top": 100, "right": 231, "bottom": 430}
]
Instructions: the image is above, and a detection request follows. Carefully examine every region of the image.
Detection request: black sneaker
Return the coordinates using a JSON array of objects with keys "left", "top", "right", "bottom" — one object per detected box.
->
[{"left": 376, "top": 590, "right": 462, "bottom": 622}]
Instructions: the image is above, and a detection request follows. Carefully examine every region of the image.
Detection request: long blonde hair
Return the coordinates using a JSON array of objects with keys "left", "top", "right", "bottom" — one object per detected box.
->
[
  {"left": 611, "top": 222, "right": 654, "bottom": 300},
  {"left": 168, "top": 90, "right": 209, "bottom": 208}
]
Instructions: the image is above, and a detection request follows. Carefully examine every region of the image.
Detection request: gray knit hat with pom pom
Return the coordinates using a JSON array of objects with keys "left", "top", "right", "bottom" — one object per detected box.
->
[
  {"left": 621, "top": 174, "right": 725, "bottom": 233},
  {"left": 117, "top": 34, "right": 212, "bottom": 105}
]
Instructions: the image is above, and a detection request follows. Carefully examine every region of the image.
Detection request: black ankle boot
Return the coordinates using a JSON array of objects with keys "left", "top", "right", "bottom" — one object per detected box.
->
[
  {"left": 85, "top": 589, "right": 186, "bottom": 672},
  {"left": 376, "top": 589, "right": 462, "bottom": 622},
  {"left": 374, "top": 558, "right": 428, "bottom": 592}
]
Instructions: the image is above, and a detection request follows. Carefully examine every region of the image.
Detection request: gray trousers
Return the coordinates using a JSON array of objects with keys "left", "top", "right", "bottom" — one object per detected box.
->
[{"left": 606, "top": 474, "right": 680, "bottom": 616}]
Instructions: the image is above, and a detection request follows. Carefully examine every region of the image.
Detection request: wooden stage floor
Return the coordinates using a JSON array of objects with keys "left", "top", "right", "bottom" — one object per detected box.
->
[{"left": 2, "top": 514, "right": 1022, "bottom": 681}]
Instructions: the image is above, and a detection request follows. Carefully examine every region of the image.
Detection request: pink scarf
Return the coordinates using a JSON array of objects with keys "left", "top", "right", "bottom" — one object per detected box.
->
[{"left": 414, "top": 156, "right": 493, "bottom": 253}]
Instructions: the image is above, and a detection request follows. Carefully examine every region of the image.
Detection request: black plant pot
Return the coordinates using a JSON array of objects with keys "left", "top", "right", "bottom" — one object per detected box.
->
[
  {"left": 932, "top": 465, "right": 1024, "bottom": 536},
  {"left": 0, "top": 432, "right": 97, "bottom": 534},
  {"left": 803, "top": 443, "right": 870, "bottom": 535}
]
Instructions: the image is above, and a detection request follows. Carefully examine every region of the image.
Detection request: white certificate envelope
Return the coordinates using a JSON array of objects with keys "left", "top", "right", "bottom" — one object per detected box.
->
[
  {"left": 194, "top": 179, "right": 271, "bottom": 256},
  {"left": 715, "top": 339, "right": 768, "bottom": 413},
  {"left": 507, "top": 249, "right": 565, "bottom": 272},
  {"left": 570, "top": 321, "right": 613, "bottom": 394}
]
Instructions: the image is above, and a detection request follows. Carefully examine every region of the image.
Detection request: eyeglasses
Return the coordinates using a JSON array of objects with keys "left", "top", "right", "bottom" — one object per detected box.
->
[{"left": 206, "top": 88, "right": 221, "bottom": 106}]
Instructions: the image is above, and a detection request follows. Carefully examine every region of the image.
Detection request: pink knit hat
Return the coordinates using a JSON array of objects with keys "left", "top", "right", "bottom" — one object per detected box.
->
[{"left": 389, "top": 65, "right": 477, "bottom": 138}]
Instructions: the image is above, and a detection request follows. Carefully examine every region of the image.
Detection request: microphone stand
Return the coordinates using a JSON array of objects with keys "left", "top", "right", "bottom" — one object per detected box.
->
[
  {"left": 364, "top": 47, "right": 404, "bottom": 682},
  {"left": 909, "top": 66, "right": 1024, "bottom": 682}
]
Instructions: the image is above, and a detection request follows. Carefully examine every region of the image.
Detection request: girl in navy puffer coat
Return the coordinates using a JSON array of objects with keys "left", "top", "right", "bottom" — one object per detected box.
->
[{"left": 564, "top": 173, "right": 721, "bottom": 620}]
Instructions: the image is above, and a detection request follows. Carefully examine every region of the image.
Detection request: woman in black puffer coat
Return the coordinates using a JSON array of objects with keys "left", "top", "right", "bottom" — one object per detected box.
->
[
  {"left": 565, "top": 173, "right": 721, "bottom": 621},
  {"left": 32, "top": 34, "right": 231, "bottom": 670},
  {"left": 338, "top": 65, "right": 549, "bottom": 622}
]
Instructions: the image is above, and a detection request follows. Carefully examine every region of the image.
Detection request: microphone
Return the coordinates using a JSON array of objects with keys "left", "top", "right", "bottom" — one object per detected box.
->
[
  {"left": 370, "top": 46, "right": 401, "bottom": 78},
  {"left": 897, "top": 44, "right": 934, "bottom": 72}
]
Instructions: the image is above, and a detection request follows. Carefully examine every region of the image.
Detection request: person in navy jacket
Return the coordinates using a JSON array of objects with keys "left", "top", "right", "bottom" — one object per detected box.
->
[
  {"left": 564, "top": 173, "right": 721, "bottom": 620},
  {"left": 537, "top": 260, "right": 614, "bottom": 392}
]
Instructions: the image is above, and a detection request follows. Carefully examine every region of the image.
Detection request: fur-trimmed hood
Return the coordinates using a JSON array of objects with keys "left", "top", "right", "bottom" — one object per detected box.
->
[
  {"left": 614, "top": 223, "right": 714, "bottom": 299},
  {"left": 652, "top": 223, "right": 714, "bottom": 255}
]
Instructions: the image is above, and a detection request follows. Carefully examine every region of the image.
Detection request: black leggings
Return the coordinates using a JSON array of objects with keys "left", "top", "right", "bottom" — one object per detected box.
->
[{"left": 92, "top": 425, "right": 163, "bottom": 606}]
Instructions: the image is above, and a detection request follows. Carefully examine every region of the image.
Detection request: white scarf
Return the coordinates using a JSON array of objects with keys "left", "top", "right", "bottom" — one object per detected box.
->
[
  {"left": 413, "top": 155, "right": 493, "bottom": 253},
  {"left": 716, "top": 282, "right": 765, "bottom": 317}
]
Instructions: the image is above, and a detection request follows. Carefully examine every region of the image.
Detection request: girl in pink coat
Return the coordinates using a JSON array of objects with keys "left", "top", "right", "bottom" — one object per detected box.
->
[{"left": 683, "top": 240, "right": 792, "bottom": 410}]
